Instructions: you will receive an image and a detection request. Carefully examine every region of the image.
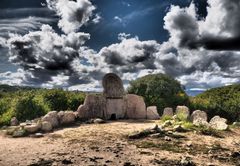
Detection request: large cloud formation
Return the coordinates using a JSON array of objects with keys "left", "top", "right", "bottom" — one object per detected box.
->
[
  {"left": 4, "top": 25, "right": 91, "bottom": 87},
  {"left": 1, "top": 0, "right": 240, "bottom": 91},
  {"left": 164, "top": 0, "right": 240, "bottom": 50},
  {"left": 46, "top": 0, "right": 96, "bottom": 34}
]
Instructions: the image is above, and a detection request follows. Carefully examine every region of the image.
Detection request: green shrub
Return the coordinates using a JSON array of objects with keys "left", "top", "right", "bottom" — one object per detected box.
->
[
  {"left": 67, "top": 92, "right": 85, "bottom": 111},
  {"left": 42, "top": 89, "right": 68, "bottom": 111},
  {"left": 128, "top": 74, "right": 189, "bottom": 115},
  {"left": 0, "top": 110, "right": 14, "bottom": 126},
  {"left": 161, "top": 115, "right": 172, "bottom": 122},
  {"left": 0, "top": 85, "right": 86, "bottom": 126},
  {"left": 13, "top": 93, "right": 47, "bottom": 121}
]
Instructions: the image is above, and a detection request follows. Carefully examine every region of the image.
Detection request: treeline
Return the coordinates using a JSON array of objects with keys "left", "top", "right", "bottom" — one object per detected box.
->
[
  {"left": 0, "top": 75, "right": 239, "bottom": 126},
  {"left": 190, "top": 84, "right": 240, "bottom": 122},
  {"left": 0, "top": 87, "right": 85, "bottom": 126}
]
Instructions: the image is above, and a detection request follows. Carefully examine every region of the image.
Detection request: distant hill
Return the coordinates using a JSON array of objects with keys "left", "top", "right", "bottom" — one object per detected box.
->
[
  {"left": 190, "top": 84, "right": 240, "bottom": 122},
  {"left": 196, "top": 84, "right": 240, "bottom": 98},
  {"left": 0, "top": 84, "right": 37, "bottom": 93}
]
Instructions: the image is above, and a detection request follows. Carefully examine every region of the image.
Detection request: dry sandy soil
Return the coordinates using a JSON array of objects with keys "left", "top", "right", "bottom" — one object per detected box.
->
[{"left": 0, "top": 120, "right": 240, "bottom": 166}]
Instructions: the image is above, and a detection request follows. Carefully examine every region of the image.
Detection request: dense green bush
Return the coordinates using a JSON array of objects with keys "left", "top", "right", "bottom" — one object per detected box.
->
[
  {"left": 13, "top": 93, "right": 47, "bottom": 121},
  {"left": 0, "top": 85, "right": 86, "bottom": 126},
  {"left": 190, "top": 84, "right": 240, "bottom": 122},
  {"left": 127, "top": 74, "right": 189, "bottom": 115},
  {"left": 67, "top": 93, "right": 86, "bottom": 111},
  {"left": 42, "top": 89, "right": 68, "bottom": 111}
]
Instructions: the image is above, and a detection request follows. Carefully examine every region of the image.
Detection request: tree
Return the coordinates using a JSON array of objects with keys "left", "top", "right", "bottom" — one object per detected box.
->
[{"left": 128, "top": 74, "right": 189, "bottom": 115}]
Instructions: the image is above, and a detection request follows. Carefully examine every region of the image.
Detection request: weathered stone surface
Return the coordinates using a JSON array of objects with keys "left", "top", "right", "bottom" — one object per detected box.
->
[
  {"left": 125, "top": 94, "right": 146, "bottom": 119},
  {"left": 77, "top": 95, "right": 106, "bottom": 119},
  {"left": 209, "top": 116, "right": 228, "bottom": 130},
  {"left": 77, "top": 73, "right": 149, "bottom": 120},
  {"left": 191, "top": 110, "right": 208, "bottom": 126},
  {"left": 12, "top": 129, "right": 26, "bottom": 138},
  {"left": 106, "top": 99, "right": 125, "bottom": 119},
  {"left": 93, "top": 118, "right": 105, "bottom": 124},
  {"left": 162, "top": 107, "right": 174, "bottom": 117},
  {"left": 175, "top": 106, "right": 190, "bottom": 120},
  {"left": 24, "top": 123, "right": 40, "bottom": 133},
  {"left": 58, "top": 111, "right": 76, "bottom": 125},
  {"left": 41, "top": 121, "right": 53, "bottom": 132},
  {"left": 147, "top": 106, "right": 160, "bottom": 120},
  {"left": 102, "top": 73, "right": 124, "bottom": 98},
  {"left": 10, "top": 117, "right": 19, "bottom": 126},
  {"left": 42, "top": 111, "right": 59, "bottom": 128}
]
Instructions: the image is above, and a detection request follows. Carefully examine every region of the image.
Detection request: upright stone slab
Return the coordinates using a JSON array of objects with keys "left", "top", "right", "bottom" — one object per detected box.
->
[
  {"left": 147, "top": 106, "right": 160, "bottom": 120},
  {"left": 106, "top": 99, "right": 125, "bottom": 119},
  {"left": 175, "top": 106, "right": 190, "bottom": 120},
  {"left": 77, "top": 94, "right": 106, "bottom": 120},
  {"left": 191, "top": 110, "right": 208, "bottom": 126},
  {"left": 102, "top": 73, "right": 126, "bottom": 119},
  {"left": 162, "top": 107, "right": 174, "bottom": 117},
  {"left": 125, "top": 94, "right": 146, "bottom": 119},
  {"left": 102, "top": 73, "right": 124, "bottom": 98}
]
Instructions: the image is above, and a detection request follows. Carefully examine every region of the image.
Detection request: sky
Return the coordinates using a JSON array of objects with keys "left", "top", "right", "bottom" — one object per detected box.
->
[{"left": 0, "top": 0, "right": 239, "bottom": 95}]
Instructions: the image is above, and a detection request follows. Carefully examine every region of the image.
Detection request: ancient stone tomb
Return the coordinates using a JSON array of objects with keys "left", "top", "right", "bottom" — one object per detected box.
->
[{"left": 77, "top": 73, "right": 159, "bottom": 120}]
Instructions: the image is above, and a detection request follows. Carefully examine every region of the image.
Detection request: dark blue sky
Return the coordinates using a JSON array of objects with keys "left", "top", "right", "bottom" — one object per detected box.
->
[{"left": 0, "top": 0, "right": 207, "bottom": 50}]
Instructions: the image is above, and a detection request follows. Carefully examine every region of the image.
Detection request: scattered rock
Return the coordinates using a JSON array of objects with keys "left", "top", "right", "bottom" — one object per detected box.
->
[
  {"left": 172, "top": 115, "right": 178, "bottom": 120},
  {"left": 162, "top": 120, "right": 173, "bottom": 128},
  {"left": 191, "top": 110, "right": 208, "bottom": 126},
  {"left": 30, "top": 133, "right": 44, "bottom": 138},
  {"left": 10, "top": 117, "right": 19, "bottom": 126},
  {"left": 186, "top": 141, "right": 192, "bottom": 147},
  {"left": 24, "top": 123, "right": 40, "bottom": 133},
  {"left": 20, "top": 123, "right": 27, "bottom": 127},
  {"left": 41, "top": 121, "right": 53, "bottom": 132},
  {"left": 147, "top": 106, "right": 160, "bottom": 120},
  {"left": 128, "top": 125, "right": 162, "bottom": 139},
  {"left": 25, "top": 120, "right": 32, "bottom": 125},
  {"left": 193, "top": 118, "right": 209, "bottom": 127},
  {"left": 12, "top": 129, "right": 26, "bottom": 138},
  {"left": 150, "top": 133, "right": 162, "bottom": 138},
  {"left": 5, "top": 126, "right": 20, "bottom": 135},
  {"left": 209, "top": 116, "right": 228, "bottom": 130},
  {"left": 176, "top": 106, "right": 190, "bottom": 120},
  {"left": 42, "top": 111, "right": 59, "bottom": 128},
  {"left": 58, "top": 111, "right": 76, "bottom": 125},
  {"left": 233, "top": 122, "right": 240, "bottom": 126},
  {"left": 29, "top": 159, "right": 54, "bottom": 166},
  {"left": 179, "top": 156, "right": 196, "bottom": 166},
  {"left": 173, "top": 125, "right": 188, "bottom": 132},
  {"left": 162, "top": 107, "right": 174, "bottom": 117},
  {"left": 93, "top": 118, "right": 105, "bottom": 124},
  {"left": 164, "top": 136, "right": 172, "bottom": 141}
]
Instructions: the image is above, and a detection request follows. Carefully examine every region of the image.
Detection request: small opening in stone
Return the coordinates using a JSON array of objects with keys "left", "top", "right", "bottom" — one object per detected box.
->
[{"left": 110, "top": 114, "right": 117, "bottom": 120}]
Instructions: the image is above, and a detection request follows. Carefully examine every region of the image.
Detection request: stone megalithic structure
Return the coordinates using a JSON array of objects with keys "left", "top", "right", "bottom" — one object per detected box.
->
[{"left": 77, "top": 73, "right": 157, "bottom": 120}]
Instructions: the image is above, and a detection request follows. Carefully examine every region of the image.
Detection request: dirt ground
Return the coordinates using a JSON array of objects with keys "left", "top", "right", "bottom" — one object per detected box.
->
[{"left": 0, "top": 120, "right": 240, "bottom": 166}]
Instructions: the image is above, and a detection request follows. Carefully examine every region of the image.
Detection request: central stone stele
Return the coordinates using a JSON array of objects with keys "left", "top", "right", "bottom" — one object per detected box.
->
[{"left": 77, "top": 73, "right": 154, "bottom": 120}]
